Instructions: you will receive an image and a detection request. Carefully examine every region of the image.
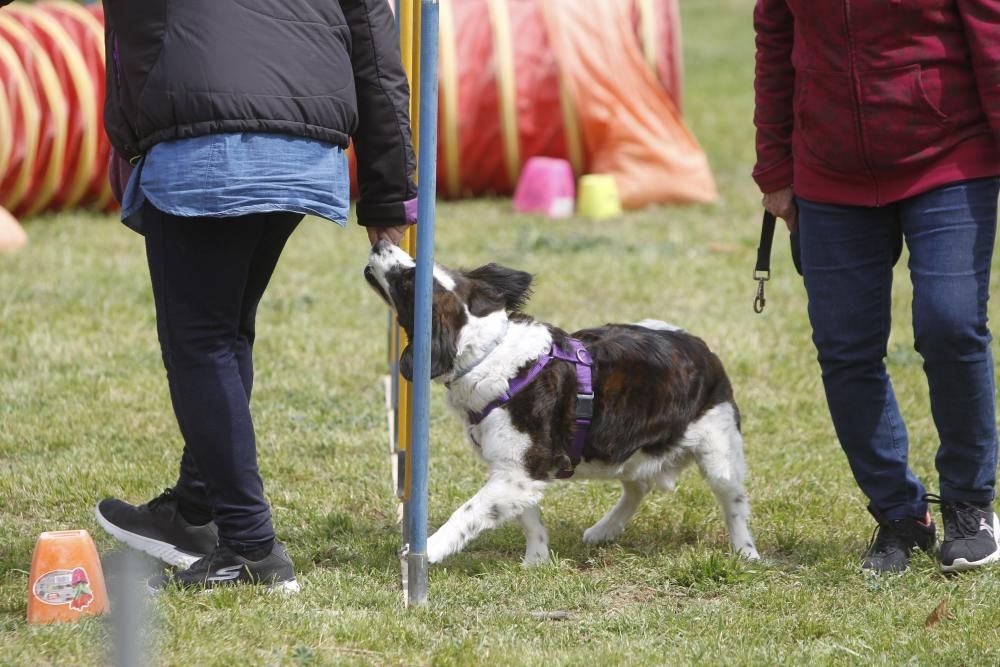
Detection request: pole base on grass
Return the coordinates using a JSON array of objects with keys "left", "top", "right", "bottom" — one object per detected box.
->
[
  {"left": 406, "top": 550, "right": 428, "bottom": 608},
  {"left": 401, "top": 544, "right": 428, "bottom": 608}
]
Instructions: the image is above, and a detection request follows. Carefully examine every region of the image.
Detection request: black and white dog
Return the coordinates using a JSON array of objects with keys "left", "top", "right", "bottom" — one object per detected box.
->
[{"left": 365, "top": 241, "right": 759, "bottom": 565}]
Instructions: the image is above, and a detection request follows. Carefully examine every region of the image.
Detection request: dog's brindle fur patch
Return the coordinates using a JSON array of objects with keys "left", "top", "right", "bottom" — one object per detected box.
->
[{"left": 508, "top": 322, "right": 737, "bottom": 479}]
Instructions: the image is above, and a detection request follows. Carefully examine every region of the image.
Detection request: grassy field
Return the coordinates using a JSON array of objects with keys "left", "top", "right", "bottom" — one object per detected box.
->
[{"left": 3, "top": 1, "right": 1000, "bottom": 665}]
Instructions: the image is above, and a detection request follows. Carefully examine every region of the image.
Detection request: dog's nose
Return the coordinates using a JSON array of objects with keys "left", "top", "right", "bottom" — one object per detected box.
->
[{"left": 371, "top": 239, "right": 392, "bottom": 255}]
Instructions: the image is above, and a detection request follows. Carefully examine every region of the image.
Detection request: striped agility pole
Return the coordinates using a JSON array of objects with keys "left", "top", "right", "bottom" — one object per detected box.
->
[
  {"left": 390, "top": 0, "right": 438, "bottom": 607},
  {"left": 389, "top": 0, "right": 418, "bottom": 549},
  {"left": 405, "top": 0, "right": 439, "bottom": 608}
]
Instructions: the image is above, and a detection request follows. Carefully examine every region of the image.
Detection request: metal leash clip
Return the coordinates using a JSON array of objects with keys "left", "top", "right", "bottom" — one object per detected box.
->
[
  {"left": 753, "top": 269, "right": 768, "bottom": 313},
  {"left": 752, "top": 210, "right": 777, "bottom": 314}
]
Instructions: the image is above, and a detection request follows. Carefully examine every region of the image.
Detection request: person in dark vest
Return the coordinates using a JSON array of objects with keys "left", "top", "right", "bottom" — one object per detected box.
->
[
  {"left": 81, "top": 0, "right": 417, "bottom": 591},
  {"left": 754, "top": 0, "right": 1000, "bottom": 574}
]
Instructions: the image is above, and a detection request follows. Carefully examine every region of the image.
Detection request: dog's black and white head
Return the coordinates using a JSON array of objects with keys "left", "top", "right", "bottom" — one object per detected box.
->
[{"left": 365, "top": 240, "right": 533, "bottom": 382}]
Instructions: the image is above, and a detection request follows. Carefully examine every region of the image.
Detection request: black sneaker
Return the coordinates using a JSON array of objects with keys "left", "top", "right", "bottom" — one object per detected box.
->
[
  {"left": 861, "top": 514, "right": 936, "bottom": 574},
  {"left": 95, "top": 488, "right": 218, "bottom": 568},
  {"left": 147, "top": 542, "right": 300, "bottom": 593},
  {"left": 928, "top": 497, "right": 1000, "bottom": 573}
]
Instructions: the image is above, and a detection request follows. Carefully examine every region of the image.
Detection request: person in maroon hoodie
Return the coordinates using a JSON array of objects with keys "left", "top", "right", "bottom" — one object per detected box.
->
[{"left": 753, "top": 0, "right": 1000, "bottom": 574}]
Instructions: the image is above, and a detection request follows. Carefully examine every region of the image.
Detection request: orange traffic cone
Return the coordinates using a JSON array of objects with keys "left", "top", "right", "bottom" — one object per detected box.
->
[{"left": 27, "top": 530, "right": 109, "bottom": 624}]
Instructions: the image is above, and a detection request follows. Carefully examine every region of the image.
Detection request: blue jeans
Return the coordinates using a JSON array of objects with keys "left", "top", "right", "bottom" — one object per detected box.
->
[
  {"left": 143, "top": 201, "right": 301, "bottom": 549},
  {"left": 797, "top": 177, "right": 1000, "bottom": 522}
]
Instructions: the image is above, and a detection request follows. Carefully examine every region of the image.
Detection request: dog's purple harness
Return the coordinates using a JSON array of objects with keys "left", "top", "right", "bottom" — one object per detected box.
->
[{"left": 467, "top": 338, "right": 594, "bottom": 479}]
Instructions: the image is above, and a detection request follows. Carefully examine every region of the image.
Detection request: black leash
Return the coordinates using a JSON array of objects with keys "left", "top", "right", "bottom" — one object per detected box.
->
[{"left": 753, "top": 211, "right": 776, "bottom": 313}]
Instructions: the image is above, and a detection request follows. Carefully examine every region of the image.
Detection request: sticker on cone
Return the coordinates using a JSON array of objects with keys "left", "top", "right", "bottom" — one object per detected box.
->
[{"left": 32, "top": 567, "right": 95, "bottom": 610}]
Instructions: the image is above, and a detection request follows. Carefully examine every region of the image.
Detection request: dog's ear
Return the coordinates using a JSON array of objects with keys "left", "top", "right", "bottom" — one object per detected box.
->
[
  {"left": 431, "top": 319, "right": 458, "bottom": 378},
  {"left": 398, "top": 344, "right": 415, "bottom": 382},
  {"left": 465, "top": 263, "right": 533, "bottom": 316},
  {"left": 398, "top": 317, "right": 456, "bottom": 381}
]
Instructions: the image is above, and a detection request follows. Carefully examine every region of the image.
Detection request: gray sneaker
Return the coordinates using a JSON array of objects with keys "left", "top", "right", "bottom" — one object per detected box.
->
[
  {"left": 95, "top": 488, "right": 218, "bottom": 568},
  {"left": 932, "top": 499, "right": 1000, "bottom": 573},
  {"left": 147, "top": 542, "right": 299, "bottom": 593}
]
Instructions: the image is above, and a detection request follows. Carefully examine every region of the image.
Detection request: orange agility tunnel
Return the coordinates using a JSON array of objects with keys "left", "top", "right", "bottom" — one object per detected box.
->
[
  {"left": 362, "top": 0, "right": 715, "bottom": 208},
  {"left": 0, "top": 0, "right": 714, "bottom": 218}
]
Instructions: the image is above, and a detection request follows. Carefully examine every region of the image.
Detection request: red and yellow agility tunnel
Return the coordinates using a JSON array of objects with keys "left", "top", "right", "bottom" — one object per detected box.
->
[
  {"left": 356, "top": 0, "right": 716, "bottom": 208},
  {"left": 0, "top": 0, "right": 111, "bottom": 217},
  {"left": 0, "top": 0, "right": 714, "bottom": 219},
  {"left": 360, "top": 0, "right": 715, "bottom": 208}
]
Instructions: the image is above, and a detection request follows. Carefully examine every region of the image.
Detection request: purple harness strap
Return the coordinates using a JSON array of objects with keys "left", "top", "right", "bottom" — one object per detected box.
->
[{"left": 468, "top": 338, "right": 594, "bottom": 479}]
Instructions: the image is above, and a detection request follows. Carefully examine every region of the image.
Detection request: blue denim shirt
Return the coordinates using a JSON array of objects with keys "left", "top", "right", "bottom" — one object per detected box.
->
[{"left": 121, "top": 133, "right": 351, "bottom": 233}]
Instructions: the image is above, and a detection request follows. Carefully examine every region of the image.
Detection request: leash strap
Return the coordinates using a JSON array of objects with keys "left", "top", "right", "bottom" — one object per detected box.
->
[{"left": 753, "top": 211, "right": 776, "bottom": 313}]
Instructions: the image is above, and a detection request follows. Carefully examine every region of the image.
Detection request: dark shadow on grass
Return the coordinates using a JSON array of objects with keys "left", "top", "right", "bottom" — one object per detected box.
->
[
  {"left": 281, "top": 506, "right": 882, "bottom": 581},
  {"left": 760, "top": 534, "right": 859, "bottom": 569}
]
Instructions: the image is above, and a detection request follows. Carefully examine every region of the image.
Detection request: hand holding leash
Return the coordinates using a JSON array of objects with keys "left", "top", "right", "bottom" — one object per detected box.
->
[
  {"left": 762, "top": 187, "right": 797, "bottom": 232},
  {"left": 754, "top": 188, "right": 800, "bottom": 313}
]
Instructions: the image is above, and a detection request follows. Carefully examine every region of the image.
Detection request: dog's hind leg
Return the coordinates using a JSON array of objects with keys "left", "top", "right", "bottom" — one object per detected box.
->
[
  {"left": 517, "top": 505, "right": 550, "bottom": 566},
  {"left": 582, "top": 480, "right": 650, "bottom": 544},
  {"left": 691, "top": 403, "right": 760, "bottom": 560},
  {"left": 426, "top": 472, "right": 547, "bottom": 564}
]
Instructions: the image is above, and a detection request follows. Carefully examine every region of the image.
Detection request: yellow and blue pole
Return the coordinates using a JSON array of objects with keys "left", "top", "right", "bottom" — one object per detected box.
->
[
  {"left": 404, "top": 0, "right": 439, "bottom": 608},
  {"left": 396, "top": 0, "right": 417, "bottom": 513},
  {"left": 391, "top": 0, "right": 437, "bottom": 607}
]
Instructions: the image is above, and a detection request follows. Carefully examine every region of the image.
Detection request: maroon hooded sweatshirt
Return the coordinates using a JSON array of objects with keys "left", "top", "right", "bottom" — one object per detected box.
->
[{"left": 753, "top": 0, "right": 1000, "bottom": 206}]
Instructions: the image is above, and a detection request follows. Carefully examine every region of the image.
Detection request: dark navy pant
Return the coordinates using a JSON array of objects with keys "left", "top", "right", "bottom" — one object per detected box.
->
[
  {"left": 143, "top": 202, "right": 301, "bottom": 549},
  {"left": 798, "top": 177, "right": 999, "bottom": 522}
]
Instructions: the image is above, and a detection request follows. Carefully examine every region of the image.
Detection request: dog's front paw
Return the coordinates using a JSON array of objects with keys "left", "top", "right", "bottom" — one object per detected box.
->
[
  {"left": 582, "top": 522, "right": 623, "bottom": 545},
  {"left": 522, "top": 546, "right": 551, "bottom": 567},
  {"left": 426, "top": 534, "right": 450, "bottom": 564}
]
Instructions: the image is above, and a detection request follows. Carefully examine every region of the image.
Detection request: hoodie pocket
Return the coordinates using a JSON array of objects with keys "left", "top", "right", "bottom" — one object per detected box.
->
[
  {"left": 857, "top": 64, "right": 949, "bottom": 171},
  {"left": 794, "top": 69, "right": 865, "bottom": 174}
]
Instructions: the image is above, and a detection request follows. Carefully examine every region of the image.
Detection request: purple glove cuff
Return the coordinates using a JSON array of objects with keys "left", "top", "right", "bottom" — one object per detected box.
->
[{"left": 404, "top": 197, "right": 418, "bottom": 224}]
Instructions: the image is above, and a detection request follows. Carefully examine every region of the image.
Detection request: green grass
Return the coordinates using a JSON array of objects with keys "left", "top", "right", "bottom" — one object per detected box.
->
[{"left": 3, "top": 0, "right": 1000, "bottom": 664}]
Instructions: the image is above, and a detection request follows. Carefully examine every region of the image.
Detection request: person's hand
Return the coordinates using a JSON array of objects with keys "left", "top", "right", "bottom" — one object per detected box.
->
[
  {"left": 762, "top": 186, "right": 797, "bottom": 231},
  {"left": 367, "top": 223, "right": 412, "bottom": 247}
]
